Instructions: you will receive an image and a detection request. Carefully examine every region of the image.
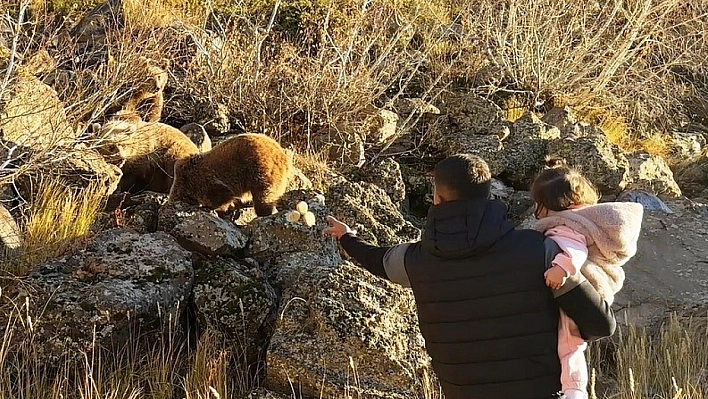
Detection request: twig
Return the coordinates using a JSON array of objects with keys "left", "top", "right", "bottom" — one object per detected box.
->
[{"left": 0, "top": 0, "right": 30, "bottom": 98}]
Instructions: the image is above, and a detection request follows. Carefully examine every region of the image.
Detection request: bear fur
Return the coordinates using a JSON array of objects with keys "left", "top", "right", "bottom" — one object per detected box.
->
[
  {"left": 121, "top": 61, "right": 167, "bottom": 123},
  {"left": 168, "top": 133, "right": 293, "bottom": 216},
  {"left": 105, "top": 57, "right": 167, "bottom": 123},
  {"left": 97, "top": 118, "right": 202, "bottom": 193}
]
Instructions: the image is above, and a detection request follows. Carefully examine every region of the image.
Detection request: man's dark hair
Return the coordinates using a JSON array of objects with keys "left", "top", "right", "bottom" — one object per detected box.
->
[{"left": 433, "top": 154, "right": 492, "bottom": 200}]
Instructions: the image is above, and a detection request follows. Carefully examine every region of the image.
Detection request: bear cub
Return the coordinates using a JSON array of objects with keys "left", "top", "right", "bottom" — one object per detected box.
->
[{"left": 168, "top": 133, "right": 292, "bottom": 216}]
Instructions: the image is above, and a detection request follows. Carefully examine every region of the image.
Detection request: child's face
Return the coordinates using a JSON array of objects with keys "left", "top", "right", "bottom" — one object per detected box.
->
[{"left": 535, "top": 204, "right": 549, "bottom": 219}]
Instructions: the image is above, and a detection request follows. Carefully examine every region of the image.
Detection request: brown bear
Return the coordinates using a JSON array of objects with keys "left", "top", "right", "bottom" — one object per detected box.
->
[
  {"left": 168, "top": 133, "right": 292, "bottom": 216},
  {"left": 121, "top": 60, "right": 167, "bottom": 123},
  {"left": 97, "top": 118, "right": 202, "bottom": 194},
  {"left": 104, "top": 57, "right": 167, "bottom": 123}
]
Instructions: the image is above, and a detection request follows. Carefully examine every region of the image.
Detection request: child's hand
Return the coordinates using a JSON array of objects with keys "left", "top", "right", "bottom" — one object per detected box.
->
[{"left": 544, "top": 265, "right": 568, "bottom": 290}]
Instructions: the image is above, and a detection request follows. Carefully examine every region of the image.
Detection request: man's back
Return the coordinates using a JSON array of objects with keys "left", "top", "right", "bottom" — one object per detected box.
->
[{"left": 403, "top": 199, "right": 561, "bottom": 399}]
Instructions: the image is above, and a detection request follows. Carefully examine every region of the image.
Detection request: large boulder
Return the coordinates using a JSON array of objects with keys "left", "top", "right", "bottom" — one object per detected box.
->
[
  {"left": 247, "top": 195, "right": 341, "bottom": 265},
  {"left": 0, "top": 203, "right": 22, "bottom": 258},
  {"left": 625, "top": 154, "right": 682, "bottom": 198},
  {"left": 431, "top": 92, "right": 509, "bottom": 175},
  {"left": 437, "top": 133, "right": 507, "bottom": 176},
  {"left": 673, "top": 150, "right": 707, "bottom": 199},
  {"left": 0, "top": 63, "right": 122, "bottom": 197},
  {"left": 349, "top": 158, "right": 406, "bottom": 207},
  {"left": 547, "top": 134, "right": 630, "bottom": 194},
  {"left": 360, "top": 108, "right": 399, "bottom": 145},
  {"left": 436, "top": 92, "right": 506, "bottom": 136},
  {"left": 0, "top": 229, "right": 194, "bottom": 362},
  {"left": 501, "top": 112, "right": 561, "bottom": 188},
  {"left": 326, "top": 181, "right": 420, "bottom": 246},
  {"left": 614, "top": 199, "right": 708, "bottom": 328},
  {"left": 171, "top": 211, "right": 248, "bottom": 257},
  {"left": 0, "top": 69, "right": 76, "bottom": 149},
  {"left": 663, "top": 131, "right": 705, "bottom": 166},
  {"left": 192, "top": 257, "right": 277, "bottom": 358},
  {"left": 266, "top": 259, "right": 433, "bottom": 399}
]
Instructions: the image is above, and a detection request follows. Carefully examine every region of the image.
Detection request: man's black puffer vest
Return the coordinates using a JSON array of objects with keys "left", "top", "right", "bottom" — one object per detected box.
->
[{"left": 404, "top": 199, "right": 561, "bottom": 399}]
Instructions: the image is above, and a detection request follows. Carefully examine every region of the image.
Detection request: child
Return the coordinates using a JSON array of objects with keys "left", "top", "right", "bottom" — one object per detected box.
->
[{"left": 531, "top": 157, "right": 644, "bottom": 399}]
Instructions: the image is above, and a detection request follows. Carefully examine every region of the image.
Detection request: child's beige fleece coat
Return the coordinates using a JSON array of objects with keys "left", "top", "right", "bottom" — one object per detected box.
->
[{"left": 535, "top": 202, "right": 644, "bottom": 304}]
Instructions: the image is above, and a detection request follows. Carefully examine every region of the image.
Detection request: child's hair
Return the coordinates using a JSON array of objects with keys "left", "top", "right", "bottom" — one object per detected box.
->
[{"left": 531, "top": 156, "right": 600, "bottom": 218}]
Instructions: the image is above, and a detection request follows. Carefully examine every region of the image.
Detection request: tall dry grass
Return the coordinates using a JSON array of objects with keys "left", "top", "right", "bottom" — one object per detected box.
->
[
  {"left": 588, "top": 314, "right": 708, "bottom": 399},
  {"left": 0, "top": 177, "right": 107, "bottom": 277},
  {"left": 1, "top": 295, "right": 707, "bottom": 399}
]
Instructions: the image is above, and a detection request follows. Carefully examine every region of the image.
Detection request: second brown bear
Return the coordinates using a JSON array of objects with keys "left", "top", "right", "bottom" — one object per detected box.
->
[{"left": 168, "top": 133, "right": 293, "bottom": 216}]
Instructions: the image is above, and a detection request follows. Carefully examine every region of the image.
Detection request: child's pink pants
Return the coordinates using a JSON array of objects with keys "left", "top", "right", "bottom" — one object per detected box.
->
[{"left": 559, "top": 309, "right": 588, "bottom": 397}]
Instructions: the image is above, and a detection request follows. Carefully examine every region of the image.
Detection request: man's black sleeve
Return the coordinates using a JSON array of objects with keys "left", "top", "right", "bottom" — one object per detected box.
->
[
  {"left": 544, "top": 237, "right": 617, "bottom": 341},
  {"left": 339, "top": 233, "right": 391, "bottom": 280}
]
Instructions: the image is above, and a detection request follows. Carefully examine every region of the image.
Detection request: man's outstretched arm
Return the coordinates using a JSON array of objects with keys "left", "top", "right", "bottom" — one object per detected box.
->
[
  {"left": 325, "top": 216, "right": 412, "bottom": 287},
  {"left": 339, "top": 232, "right": 390, "bottom": 279}
]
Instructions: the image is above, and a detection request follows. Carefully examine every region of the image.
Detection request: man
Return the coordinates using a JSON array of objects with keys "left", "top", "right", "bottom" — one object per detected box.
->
[{"left": 324, "top": 154, "right": 615, "bottom": 399}]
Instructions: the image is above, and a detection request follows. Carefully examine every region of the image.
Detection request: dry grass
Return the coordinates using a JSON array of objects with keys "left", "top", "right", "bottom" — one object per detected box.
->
[
  {"left": 588, "top": 314, "right": 708, "bottom": 399},
  {"left": 292, "top": 150, "right": 336, "bottom": 192},
  {"left": 1, "top": 178, "right": 107, "bottom": 276},
  {"left": 1, "top": 296, "right": 706, "bottom": 399}
]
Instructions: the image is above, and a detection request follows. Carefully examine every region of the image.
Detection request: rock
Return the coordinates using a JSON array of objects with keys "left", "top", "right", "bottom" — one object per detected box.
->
[
  {"left": 0, "top": 19, "right": 10, "bottom": 49},
  {"left": 673, "top": 150, "right": 707, "bottom": 199},
  {"left": 326, "top": 181, "right": 420, "bottom": 247},
  {"left": 350, "top": 158, "right": 406, "bottom": 206},
  {"left": 0, "top": 203, "right": 22, "bottom": 258},
  {"left": 434, "top": 133, "right": 506, "bottom": 176},
  {"left": 0, "top": 229, "right": 194, "bottom": 362},
  {"left": 192, "top": 257, "right": 277, "bottom": 356},
  {"left": 614, "top": 199, "right": 708, "bottom": 328},
  {"left": 490, "top": 178, "right": 514, "bottom": 200},
  {"left": 504, "top": 190, "right": 535, "bottom": 225},
  {"left": 399, "top": 163, "right": 433, "bottom": 217},
  {"left": 102, "top": 191, "right": 168, "bottom": 233},
  {"left": 431, "top": 93, "right": 509, "bottom": 175},
  {"left": 501, "top": 112, "right": 561, "bottom": 188},
  {"left": 62, "top": 144, "right": 123, "bottom": 194},
  {"left": 625, "top": 154, "right": 681, "bottom": 197},
  {"left": 195, "top": 102, "right": 231, "bottom": 137},
  {"left": 361, "top": 108, "right": 399, "bottom": 145},
  {"left": 0, "top": 65, "right": 120, "bottom": 196},
  {"left": 542, "top": 106, "right": 577, "bottom": 133},
  {"left": 22, "top": 49, "right": 57, "bottom": 77},
  {"left": 393, "top": 98, "right": 440, "bottom": 117},
  {"left": 246, "top": 388, "right": 292, "bottom": 399},
  {"left": 0, "top": 71, "right": 76, "bottom": 149},
  {"left": 171, "top": 211, "right": 248, "bottom": 257},
  {"left": 180, "top": 123, "right": 212, "bottom": 152},
  {"left": 437, "top": 92, "right": 506, "bottom": 136},
  {"left": 246, "top": 198, "right": 340, "bottom": 265},
  {"left": 664, "top": 131, "right": 705, "bottom": 165},
  {"left": 266, "top": 259, "right": 433, "bottom": 399},
  {"left": 547, "top": 134, "right": 630, "bottom": 194},
  {"left": 617, "top": 190, "right": 673, "bottom": 213},
  {"left": 321, "top": 129, "right": 366, "bottom": 168},
  {"left": 158, "top": 200, "right": 205, "bottom": 232}
]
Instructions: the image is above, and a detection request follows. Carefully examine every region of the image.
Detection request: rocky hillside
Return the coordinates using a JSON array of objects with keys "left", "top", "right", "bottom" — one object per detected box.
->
[{"left": 1, "top": 0, "right": 708, "bottom": 398}]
